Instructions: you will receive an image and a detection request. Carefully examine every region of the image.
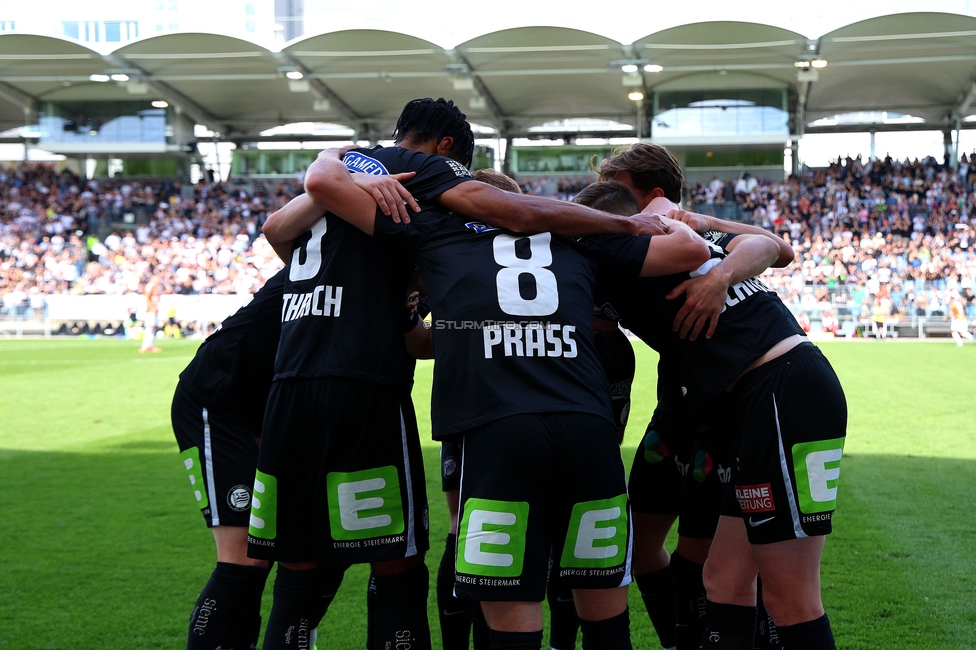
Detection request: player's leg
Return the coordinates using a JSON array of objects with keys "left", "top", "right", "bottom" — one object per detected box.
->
[
  {"left": 709, "top": 344, "right": 845, "bottom": 650},
  {"left": 247, "top": 380, "right": 342, "bottom": 649},
  {"left": 140, "top": 311, "right": 160, "bottom": 351},
  {"left": 546, "top": 560, "right": 580, "bottom": 650},
  {"left": 628, "top": 414, "right": 688, "bottom": 650},
  {"left": 699, "top": 515, "right": 759, "bottom": 649},
  {"left": 310, "top": 387, "right": 432, "bottom": 650},
  {"left": 437, "top": 440, "right": 484, "bottom": 649},
  {"left": 670, "top": 435, "right": 729, "bottom": 650},
  {"left": 456, "top": 416, "right": 560, "bottom": 649},
  {"left": 173, "top": 388, "right": 270, "bottom": 650},
  {"left": 262, "top": 561, "right": 346, "bottom": 650},
  {"left": 552, "top": 414, "right": 634, "bottom": 650}
]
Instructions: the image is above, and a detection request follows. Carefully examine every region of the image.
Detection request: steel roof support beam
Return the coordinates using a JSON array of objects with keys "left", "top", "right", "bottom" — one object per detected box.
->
[
  {"left": 273, "top": 51, "right": 368, "bottom": 138},
  {"left": 100, "top": 54, "right": 231, "bottom": 136},
  {"left": 445, "top": 49, "right": 509, "bottom": 134},
  {"left": 950, "top": 77, "right": 976, "bottom": 122}
]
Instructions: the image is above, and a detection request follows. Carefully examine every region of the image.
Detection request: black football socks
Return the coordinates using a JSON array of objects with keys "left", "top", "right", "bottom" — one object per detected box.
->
[
  {"left": 776, "top": 614, "right": 836, "bottom": 650},
  {"left": 634, "top": 566, "right": 678, "bottom": 649},
  {"left": 669, "top": 552, "right": 706, "bottom": 650},
  {"left": 438, "top": 534, "right": 477, "bottom": 649},
  {"left": 546, "top": 581, "right": 580, "bottom": 650},
  {"left": 369, "top": 562, "right": 432, "bottom": 650},
  {"left": 579, "top": 609, "right": 633, "bottom": 650},
  {"left": 262, "top": 565, "right": 345, "bottom": 650},
  {"left": 699, "top": 600, "right": 757, "bottom": 650},
  {"left": 187, "top": 561, "right": 270, "bottom": 650},
  {"left": 488, "top": 629, "right": 544, "bottom": 650}
]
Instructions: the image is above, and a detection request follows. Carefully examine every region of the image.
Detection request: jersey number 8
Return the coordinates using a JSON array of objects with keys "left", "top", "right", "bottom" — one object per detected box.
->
[{"left": 493, "top": 233, "right": 559, "bottom": 317}]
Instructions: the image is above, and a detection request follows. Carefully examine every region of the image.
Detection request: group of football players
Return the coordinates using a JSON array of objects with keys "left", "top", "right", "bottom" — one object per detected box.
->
[{"left": 172, "top": 97, "right": 846, "bottom": 650}]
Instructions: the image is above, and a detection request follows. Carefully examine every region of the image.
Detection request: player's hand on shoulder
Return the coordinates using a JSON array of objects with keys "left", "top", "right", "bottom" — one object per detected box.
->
[
  {"left": 630, "top": 212, "right": 666, "bottom": 236},
  {"left": 666, "top": 268, "right": 731, "bottom": 341},
  {"left": 350, "top": 172, "right": 420, "bottom": 223},
  {"left": 668, "top": 208, "right": 710, "bottom": 233}
]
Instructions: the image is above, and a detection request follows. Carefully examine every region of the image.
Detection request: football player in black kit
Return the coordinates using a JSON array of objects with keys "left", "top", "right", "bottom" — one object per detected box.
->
[
  {"left": 295, "top": 135, "right": 709, "bottom": 649},
  {"left": 596, "top": 143, "right": 847, "bottom": 650},
  {"left": 172, "top": 268, "right": 316, "bottom": 650},
  {"left": 575, "top": 181, "right": 789, "bottom": 650}
]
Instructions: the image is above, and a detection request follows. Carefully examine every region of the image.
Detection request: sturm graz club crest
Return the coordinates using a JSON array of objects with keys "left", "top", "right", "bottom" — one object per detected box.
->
[{"left": 227, "top": 485, "right": 251, "bottom": 511}]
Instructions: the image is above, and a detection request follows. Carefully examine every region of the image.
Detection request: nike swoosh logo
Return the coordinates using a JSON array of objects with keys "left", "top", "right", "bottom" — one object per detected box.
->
[
  {"left": 442, "top": 609, "right": 468, "bottom": 617},
  {"left": 748, "top": 516, "right": 775, "bottom": 527},
  {"left": 555, "top": 596, "right": 574, "bottom": 603}
]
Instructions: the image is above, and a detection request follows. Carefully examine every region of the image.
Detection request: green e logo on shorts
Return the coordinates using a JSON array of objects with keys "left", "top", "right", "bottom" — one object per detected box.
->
[
  {"left": 560, "top": 494, "right": 629, "bottom": 569},
  {"left": 180, "top": 447, "right": 209, "bottom": 509},
  {"left": 792, "top": 438, "right": 845, "bottom": 514},
  {"left": 248, "top": 470, "right": 277, "bottom": 540},
  {"left": 456, "top": 498, "right": 529, "bottom": 578},
  {"left": 327, "top": 466, "right": 404, "bottom": 541}
]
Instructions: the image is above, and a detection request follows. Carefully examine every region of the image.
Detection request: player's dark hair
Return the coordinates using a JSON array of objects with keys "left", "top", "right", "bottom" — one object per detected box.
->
[
  {"left": 595, "top": 142, "right": 683, "bottom": 203},
  {"left": 573, "top": 181, "right": 641, "bottom": 216},
  {"left": 472, "top": 168, "right": 522, "bottom": 194},
  {"left": 393, "top": 98, "right": 475, "bottom": 169}
]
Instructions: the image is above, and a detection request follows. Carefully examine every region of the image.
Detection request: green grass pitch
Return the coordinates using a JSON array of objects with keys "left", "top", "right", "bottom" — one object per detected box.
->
[{"left": 0, "top": 338, "right": 974, "bottom": 649}]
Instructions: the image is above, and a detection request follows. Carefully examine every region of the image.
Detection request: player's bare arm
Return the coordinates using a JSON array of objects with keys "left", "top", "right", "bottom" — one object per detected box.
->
[
  {"left": 668, "top": 233, "right": 781, "bottom": 340},
  {"left": 437, "top": 180, "right": 666, "bottom": 237},
  {"left": 262, "top": 194, "right": 328, "bottom": 261},
  {"left": 639, "top": 216, "right": 711, "bottom": 277},
  {"left": 300, "top": 150, "right": 393, "bottom": 235},
  {"left": 646, "top": 196, "right": 794, "bottom": 267}
]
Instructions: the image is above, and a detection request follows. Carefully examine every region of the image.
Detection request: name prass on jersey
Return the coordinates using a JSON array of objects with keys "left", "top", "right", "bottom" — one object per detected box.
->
[{"left": 483, "top": 322, "right": 579, "bottom": 359}]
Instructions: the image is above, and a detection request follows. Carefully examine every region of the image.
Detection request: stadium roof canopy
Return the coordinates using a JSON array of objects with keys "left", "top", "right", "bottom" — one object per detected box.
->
[{"left": 1, "top": 11, "right": 975, "bottom": 142}]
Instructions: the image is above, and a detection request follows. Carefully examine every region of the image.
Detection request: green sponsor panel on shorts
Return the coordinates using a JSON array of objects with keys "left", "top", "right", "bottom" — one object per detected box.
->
[
  {"left": 456, "top": 498, "right": 529, "bottom": 578},
  {"left": 792, "top": 438, "right": 845, "bottom": 514},
  {"left": 248, "top": 470, "right": 277, "bottom": 540},
  {"left": 326, "top": 466, "right": 404, "bottom": 541},
  {"left": 560, "top": 494, "right": 629, "bottom": 569},
  {"left": 180, "top": 447, "right": 209, "bottom": 510}
]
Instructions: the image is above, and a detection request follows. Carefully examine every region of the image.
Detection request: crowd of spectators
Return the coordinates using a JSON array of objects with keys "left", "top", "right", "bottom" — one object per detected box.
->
[
  {"left": 0, "top": 163, "right": 288, "bottom": 317},
  {"left": 687, "top": 154, "right": 976, "bottom": 324},
  {"left": 2, "top": 153, "right": 976, "bottom": 329}
]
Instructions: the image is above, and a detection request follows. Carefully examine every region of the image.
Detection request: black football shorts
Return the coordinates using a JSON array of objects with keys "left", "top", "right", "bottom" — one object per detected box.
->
[
  {"left": 454, "top": 412, "right": 631, "bottom": 602},
  {"left": 247, "top": 378, "right": 429, "bottom": 565},
  {"left": 440, "top": 440, "right": 463, "bottom": 493},
  {"left": 720, "top": 343, "right": 847, "bottom": 544},
  {"left": 172, "top": 383, "right": 260, "bottom": 528}
]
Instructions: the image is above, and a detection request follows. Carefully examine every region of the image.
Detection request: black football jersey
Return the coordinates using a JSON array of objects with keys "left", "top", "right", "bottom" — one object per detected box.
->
[
  {"left": 373, "top": 208, "right": 649, "bottom": 438},
  {"left": 177, "top": 268, "right": 285, "bottom": 424},
  {"left": 594, "top": 327, "right": 635, "bottom": 424},
  {"left": 596, "top": 232, "right": 804, "bottom": 411},
  {"left": 273, "top": 146, "right": 475, "bottom": 385}
]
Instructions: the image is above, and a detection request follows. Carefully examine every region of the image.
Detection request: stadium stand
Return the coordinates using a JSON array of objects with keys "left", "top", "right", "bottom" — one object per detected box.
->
[{"left": 2, "top": 152, "right": 975, "bottom": 339}]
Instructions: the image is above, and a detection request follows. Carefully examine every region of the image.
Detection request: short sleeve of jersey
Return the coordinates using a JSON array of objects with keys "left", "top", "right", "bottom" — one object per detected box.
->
[
  {"left": 701, "top": 231, "right": 739, "bottom": 250},
  {"left": 591, "top": 234, "right": 651, "bottom": 277},
  {"left": 345, "top": 146, "right": 474, "bottom": 202},
  {"left": 372, "top": 213, "right": 428, "bottom": 252}
]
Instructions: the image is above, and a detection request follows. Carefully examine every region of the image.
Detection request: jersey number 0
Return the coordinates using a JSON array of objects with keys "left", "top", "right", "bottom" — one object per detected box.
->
[{"left": 289, "top": 218, "right": 328, "bottom": 282}]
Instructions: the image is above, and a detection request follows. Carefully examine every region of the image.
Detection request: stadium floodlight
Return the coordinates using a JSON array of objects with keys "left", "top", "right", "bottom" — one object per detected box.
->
[
  {"left": 152, "top": 100, "right": 168, "bottom": 108},
  {"left": 628, "top": 91, "right": 644, "bottom": 101},
  {"left": 111, "top": 74, "right": 129, "bottom": 82},
  {"left": 89, "top": 74, "right": 110, "bottom": 82},
  {"left": 621, "top": 64, "right": 639, "bottom": 73},
  {"left": 794, "top": 60, "right": 811, "bottom": 69},
  {"left": 644, "top": 64, "right": 663, "bottom": 73},
  {"left": 285, "top": 70, "right": 304, "bottom": 80},
  {"left": 811, "top": 59, "right": 828, "bottom": 69}
]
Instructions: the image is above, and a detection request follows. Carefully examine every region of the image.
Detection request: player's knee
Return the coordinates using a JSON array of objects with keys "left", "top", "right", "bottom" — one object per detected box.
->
[
  {"left": 702, "top": 557, "right": 755, "bottom": 606},
  {"left": 758, "top": 578, "right": 824, "bottom": 625},
  {"left": 371, "top": 553, "right": 425, "bottom": 576}
]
